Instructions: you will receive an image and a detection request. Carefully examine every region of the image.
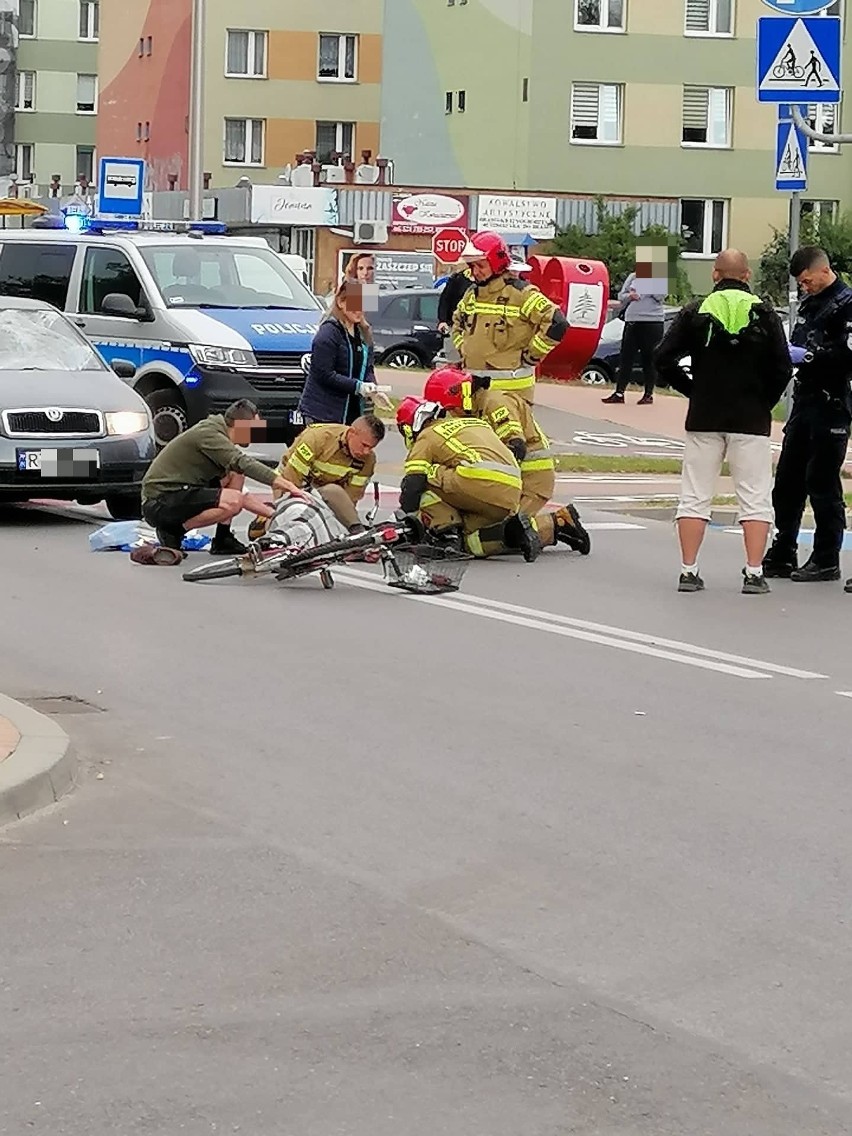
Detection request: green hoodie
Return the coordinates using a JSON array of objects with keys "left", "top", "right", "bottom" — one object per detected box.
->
[{"left": 698, "top": 288, "right": 762, "bottom": 343}]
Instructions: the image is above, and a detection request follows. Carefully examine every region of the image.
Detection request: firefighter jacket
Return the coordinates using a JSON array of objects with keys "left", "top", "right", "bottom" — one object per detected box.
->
[
  {"left": 470, "top": 389, "right": 554, "bottom": 479},
  {"left": 451, "top": 273, "right": 569, "bottom": 399},
  {"left": 400, "top": 417, "right": 522, "bottom": 514},
  {"left": 278, "top": 424, "right": 375, "bottom": 504}
]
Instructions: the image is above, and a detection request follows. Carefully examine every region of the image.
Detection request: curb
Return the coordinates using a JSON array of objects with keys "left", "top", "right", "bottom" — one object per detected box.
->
[{"left": 0, "top": 693, "right": 76, "bottom": 826}]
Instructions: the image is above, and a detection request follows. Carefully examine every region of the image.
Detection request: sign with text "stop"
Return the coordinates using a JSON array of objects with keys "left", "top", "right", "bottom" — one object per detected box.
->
[{"left": 432, "top": 227, "right": 468, "bottom": 262}]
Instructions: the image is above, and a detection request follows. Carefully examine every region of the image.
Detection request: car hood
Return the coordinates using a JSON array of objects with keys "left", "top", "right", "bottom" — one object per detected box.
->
[
  {"left": 173, "top": 307, "right": 322, "bottom": 352},
  {"left": 0, "top": 369, "right": 150, "bottom": 415}
]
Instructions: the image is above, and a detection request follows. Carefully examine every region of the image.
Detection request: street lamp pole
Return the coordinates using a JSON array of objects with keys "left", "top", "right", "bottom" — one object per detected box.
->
[{"left": 188, "top": 0, "right": 206, "bottom": 221}]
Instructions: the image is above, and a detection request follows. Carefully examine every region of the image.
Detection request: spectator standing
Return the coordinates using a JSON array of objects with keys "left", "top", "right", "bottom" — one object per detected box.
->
[
  {"left": 602, "top": 268, "right": 666, "bottom": 406},
  {"left": 654, "top": 249, "right": 792, "bottom": 594},
  {"left": 763, "top": 246, "right": 852, "bottom": 585},
  {"left": 299, "top": 279, "right": 379, "bottom": 426}
]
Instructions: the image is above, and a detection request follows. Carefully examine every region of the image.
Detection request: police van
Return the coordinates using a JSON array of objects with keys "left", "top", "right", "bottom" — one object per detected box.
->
[{"left": 0, "top": 219, "right": 324, "bottom": 446}]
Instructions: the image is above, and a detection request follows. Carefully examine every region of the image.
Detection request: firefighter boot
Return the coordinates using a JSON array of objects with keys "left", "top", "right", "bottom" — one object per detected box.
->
[
  {"left": 554, "top": 504, "right": 591, "bottom": 555},
  {"left": 427, "top": 523, "right": 465, "bottom": 554},
  {"left": 247, "top": 514, "right": 270, "bottom": 543},
  {"left": 504, "top": 513, "right": 542, "bottom": 563}
]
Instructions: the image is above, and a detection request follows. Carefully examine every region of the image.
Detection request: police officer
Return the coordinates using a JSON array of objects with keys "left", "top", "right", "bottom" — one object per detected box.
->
[{"left": 763, "top": 247, "right": 852, "bottom": 584}]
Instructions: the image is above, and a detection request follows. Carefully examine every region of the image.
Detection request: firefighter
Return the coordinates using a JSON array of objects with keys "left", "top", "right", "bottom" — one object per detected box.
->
[
  {"left": 421, "top": 366, "right": 591, "bottom": 555},
  {"left": 395, "top": 398, "right": 541, "bottom": 562},
  {"left": 451, "top": 231, "right": 569, "bottom": 404},
  {"left": 247, "top": 414, "right": 385, "bottom": 540}
]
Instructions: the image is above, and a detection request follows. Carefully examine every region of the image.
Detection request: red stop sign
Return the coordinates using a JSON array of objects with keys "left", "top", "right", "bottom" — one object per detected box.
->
[{"left": 432, "top": 227, "right": 468, "bottom": 262}]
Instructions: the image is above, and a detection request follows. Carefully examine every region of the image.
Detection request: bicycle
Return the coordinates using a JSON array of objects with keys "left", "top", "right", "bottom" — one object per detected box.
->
[{"left": 773, "top": 63, "right": 804, "bottom": 80}]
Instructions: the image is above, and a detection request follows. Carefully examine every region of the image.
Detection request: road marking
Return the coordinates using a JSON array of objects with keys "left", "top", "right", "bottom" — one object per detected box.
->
[
  {"left": 335, "top": 567, "right": 827, "bottom": 681},
  {"left": 584, "top": 522, "right": 646, "bottom": 530},
  {"left": 556, "top": 476, "right": 682, "bottom": 485},
  {"left": 836, "top": 691, "right": 852, "bottom": 698}
]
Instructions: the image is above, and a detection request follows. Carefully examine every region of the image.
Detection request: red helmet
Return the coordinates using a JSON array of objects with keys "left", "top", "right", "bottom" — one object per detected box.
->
[
  {"left": 396, "top": 396, "right": 423, "bottom": 432},
  {"left": 423, "top": 366, "right": 474, "bottom": 412},
  {"left": 460, "top": 231, "right": 511, "bottom": 276}
]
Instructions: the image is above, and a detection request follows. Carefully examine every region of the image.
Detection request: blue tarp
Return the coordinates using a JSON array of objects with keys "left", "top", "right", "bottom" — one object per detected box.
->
[{"left": 495, "top": 231, "right": 538, "bottom": 247}]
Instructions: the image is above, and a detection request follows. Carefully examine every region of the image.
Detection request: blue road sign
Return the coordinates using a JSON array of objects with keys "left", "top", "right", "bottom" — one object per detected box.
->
[
  {"left": 778, "top": 102, "right": 810, "bottom": 120},
  {"left": 757, "top": 16, "right": 841, "bottom": 103},
  {"left": 760, "top": 0, "right": 835, "bottom": 13},
  {"left": 97, "top": 157, "right": 146, "bottom": 217},
  {"left": 775, "top": 114, "right": 809, "bottom": 191}
]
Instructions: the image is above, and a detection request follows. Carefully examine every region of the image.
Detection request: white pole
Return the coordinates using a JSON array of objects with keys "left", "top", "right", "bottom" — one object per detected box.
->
[{"left": 188, "top": 0, "right": 206, "bottom": 221}]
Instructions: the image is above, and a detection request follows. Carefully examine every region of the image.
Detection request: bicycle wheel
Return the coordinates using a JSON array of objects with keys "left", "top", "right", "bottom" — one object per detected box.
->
[{"left": 183, "top": 558, "right": 244, "bottom": 583}]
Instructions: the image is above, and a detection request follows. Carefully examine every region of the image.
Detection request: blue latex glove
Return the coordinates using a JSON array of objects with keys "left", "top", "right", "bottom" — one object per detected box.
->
[{"left": 788, "top": 344, "right": 809, "bottom": 365}]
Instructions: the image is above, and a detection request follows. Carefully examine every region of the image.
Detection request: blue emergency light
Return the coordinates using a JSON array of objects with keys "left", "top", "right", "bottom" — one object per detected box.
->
[{"left": 72, "top": 218, "right": 228, "bottom": 236}]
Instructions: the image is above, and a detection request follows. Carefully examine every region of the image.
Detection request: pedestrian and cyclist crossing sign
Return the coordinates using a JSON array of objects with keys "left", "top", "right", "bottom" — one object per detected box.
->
[
  {"left": 757, "top": 16, "right": 841, "bottom": 102},
  {"left": 775, "top": 115, "right": 809, "bottom": 191}
]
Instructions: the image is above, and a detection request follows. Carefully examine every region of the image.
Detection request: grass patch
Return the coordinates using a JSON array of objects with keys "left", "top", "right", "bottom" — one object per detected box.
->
[{"left": 554, "top": 453, "right": 688, "bottom": 475}]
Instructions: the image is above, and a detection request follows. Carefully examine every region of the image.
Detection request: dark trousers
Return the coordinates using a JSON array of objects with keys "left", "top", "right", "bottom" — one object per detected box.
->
[
  {"left": 771, "top": 405, "right": 849, "bottom": 566},
  {"left": 616, "top": 321, "right": 664, "bottom": 396}
]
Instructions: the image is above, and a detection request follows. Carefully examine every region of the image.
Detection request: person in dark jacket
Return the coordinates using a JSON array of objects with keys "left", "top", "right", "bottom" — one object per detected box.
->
[
  {"left": 654, "top": 249, "right": 792, "bottom": 594},
  {"left": 762, "top": 246, "right": 852, "bottom": 585},
  {"left": 438, "top": 266, "right": 474, "bottom": 333},
  {"left": 299, "top": 279, "right": 380, "bottom": 425}
]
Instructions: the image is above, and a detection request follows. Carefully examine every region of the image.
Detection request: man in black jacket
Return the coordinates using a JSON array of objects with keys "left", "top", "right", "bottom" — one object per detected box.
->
[
  {"left": 654, "top": 249, "right": 792, "bottom": 594},
  {"left": 763, "top": 246, "right": 852, "bottom": 585}
]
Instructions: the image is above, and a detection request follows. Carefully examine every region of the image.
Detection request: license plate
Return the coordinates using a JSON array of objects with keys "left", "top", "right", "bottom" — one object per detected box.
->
[{"left": 17, "top": 448, "right": 101, "bottom": 477}]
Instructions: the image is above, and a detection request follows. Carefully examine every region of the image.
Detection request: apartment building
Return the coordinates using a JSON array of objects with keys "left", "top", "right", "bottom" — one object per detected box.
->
[
  {"left": 13, "top": 0, "right": 99, "bottom": 187},
  {"left": 98, "top": 0, "right": 383, "bottom": 191},
  {"left": 380, "top": 0, "right": 848, "bottom": 269}
]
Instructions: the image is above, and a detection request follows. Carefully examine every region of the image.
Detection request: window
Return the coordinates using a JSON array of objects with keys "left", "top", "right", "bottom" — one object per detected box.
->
[
  {"left": 445, "top": 91, "right": 453, "bottom": 114},
  {"left": 146, "top": 36, "right": 152, "bottom": 55},
  {"left": 75, "top": 146, "right": 95, "bottom": 182},
  {"left": 801, "top": 199, "right": 838, "bottom": 223},
  {"left": 575, "top": 0, "right": 625, "bottom": 31},
  {"left": 15, "top": 71, "right": 35, "bottom": 111},
  {"left": 418, "top": 293, "right": 440, "bottom": 324},
  {"left": 315, "top": 121, "right": 354, "bottom": 163},
  {"left": 457, "top": 90, "right": 466, "bottom": 112},
  {"left": 14, "top": 143, "right": 34, "bottom": 181},
  {"left": 19, "top": 0, "right": 36, "bottom": 36},
  {"left": 684, "top": 0, "right": 733, "bottom": 36},
  {"left": 226, "top": 29, "right": 267, "bottom": 77},
  {"left": 76, "top": 74, "right": 98, "bottom": 114},
  {"left": 79, "top": 0, "right": 99, "bottom": 40},
  {"left": 383, "top": 294, "right": 418, "bottom": 323},
  {"left": 318, "top": 33, "right": 357, "bottom": 81},
  {"left": 807, "top": 103, "right": 839, "bottom": 152},
  {"left": 292, "top": 227, "right": 316, "bottom": 285},
  {"left": 522, "top": 77, "right": 529, "bottom": 102},
  {"left": 80, "top": 248, "right": 145, "bottom": 315},
  {"left": 570, "top": 82, "right": 623, "bottom": 144},
  {"left": 138, "top": 245, "right": 317, "bottom": 309},
  {"left": 0, "top": 243, "right": 76, "bottom": 310},
  {"left": 223, "top": 118, "right": 265, "bottom": 165},
  {"left": 680, "top": 199, "right": 727, "bottom": 256},
  {"left": 682, "top": 86, "right": 731, "bottom": 146},
  {"left": 826, "top": 1, "right": 841, "bottom": 14}
]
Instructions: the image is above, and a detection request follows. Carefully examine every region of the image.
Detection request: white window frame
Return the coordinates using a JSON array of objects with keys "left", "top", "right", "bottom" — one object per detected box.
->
[
  {"left": 681, "top": 86, "right": 732, "bottom": 148},
  {"left": 801, "top": 199, "right": 838, "bottom": 223},
  {"left": 680, "top": 198, "right": 728, "bottom": 258},
  {"left": 807, "top": 102, "right": 840, "bottom": 153},
  {"left": 223, "top": 118, "right": 266, "bottom": 166},
  {"left": 76, "top": 73, "right": 98, "bottom": 115},
  {"left": 19, "top": 0, "right": 36, "bottom": 38},
  {"left": 75, "top": 145, "right": 96, "bottom": 184},
  {"left": 15, "top": 71, "right": 36, "bottom": 112},
  {"left": 14, "top": 143, "right": 34, "bottom": 181},
  {"left": 570, "top": 82, "right": 623, "bottom": 146},
  {"left": 574, "top": 0, "right": 626, "bottom": 33},
  {"left": 317, "top": 33, "right": 358, "bottom": 82},
  {"left": 315, "top": 121, "right": 355, "bottom": 162},
  {"left": 225, "top": 29, "right": 268, "bottom": 78},
  {"left": 79, "top": 0, "right": 99, "bottom": 41},
  {"left": 684, "top": 0, "right": 734, "bottom": 38}
]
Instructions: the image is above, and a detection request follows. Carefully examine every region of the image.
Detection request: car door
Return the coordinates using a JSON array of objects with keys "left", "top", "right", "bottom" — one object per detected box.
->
[
  {"left": 74, "top": 245, "right": 147, "bottom": 372},
  {"left": 373, "top": 293, "right": 417, "bottom": 354},
  {"left": 413, "top": 292, "right": 445, "bottom": 361}
]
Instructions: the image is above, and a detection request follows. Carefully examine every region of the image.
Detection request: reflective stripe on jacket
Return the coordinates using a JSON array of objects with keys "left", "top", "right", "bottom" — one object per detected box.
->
[
  {"left": 403, "top": 417, "right": 522, "bottom": 503},
  {"left": 279, "top": 423, "right": 375, "bottom": 504}
]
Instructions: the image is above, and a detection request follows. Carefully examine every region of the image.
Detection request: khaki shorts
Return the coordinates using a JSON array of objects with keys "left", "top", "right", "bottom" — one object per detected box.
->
[{"left": 676, "top": 431, "right": 773, "bottom": 524}]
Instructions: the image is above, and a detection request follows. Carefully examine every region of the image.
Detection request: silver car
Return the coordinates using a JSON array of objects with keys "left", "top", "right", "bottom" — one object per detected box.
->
[{"left": 0, "top": 297, "right": 155, "bottom": 518}]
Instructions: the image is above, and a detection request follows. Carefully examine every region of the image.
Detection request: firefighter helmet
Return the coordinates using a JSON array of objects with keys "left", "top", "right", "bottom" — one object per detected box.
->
[
  {"left": 459, "top": 231, "right": 512, "bottom": 276},
  {"left": 422, "top": 366, "right": 474, "bottom": 413}
]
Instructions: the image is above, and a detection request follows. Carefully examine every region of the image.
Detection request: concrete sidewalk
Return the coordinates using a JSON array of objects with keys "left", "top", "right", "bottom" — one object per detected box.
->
[{"left": 0, "top": 693, "right": 76, "bottom": 825}]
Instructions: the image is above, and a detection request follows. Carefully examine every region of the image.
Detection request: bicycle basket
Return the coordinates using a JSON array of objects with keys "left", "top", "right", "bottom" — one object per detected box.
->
[{"left": 386, "top": 543, "right": 472, "bottom": 595}]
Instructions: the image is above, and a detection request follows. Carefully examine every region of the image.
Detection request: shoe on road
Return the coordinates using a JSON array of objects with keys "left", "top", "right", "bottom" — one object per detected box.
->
[
  {"left": 742, "top": 570, "right": 771, "bottom": 595},
  {"left": 210, "top": 531, "right": 249, "bottom": 556},
  {"left": 554, "top": 503, "right": 591, "bottom": 555},
  {"left": 130, "top": 543, "right": 183, "bottom": 567},
  {"left": 601, "top": 393, "right": 624, "bottom": 404},
  {"left": 790, "top": 560, "right": 841, "bottom": 583},
  {"left": 678, "top": 571, "right": 705, "bottom": 593},
  {"left": 637, "top": 394, "right": 654, "bottom": 405},
  {"left": 844, "top": 578, "right": 852, "bottom": 593}
]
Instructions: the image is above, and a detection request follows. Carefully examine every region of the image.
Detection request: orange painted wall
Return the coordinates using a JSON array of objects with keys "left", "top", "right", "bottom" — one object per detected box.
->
[
  {"left": 358, "top": 35, "right": 383, "bottom": 85},
  {"left": 266, "top": 119, "right": 317, "bottom": 168},
  {"left": 268, "top": 31, "right": 317, "bottom": 82}
]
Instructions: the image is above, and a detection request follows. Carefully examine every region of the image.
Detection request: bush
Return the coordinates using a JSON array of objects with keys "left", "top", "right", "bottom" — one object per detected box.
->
[
  {"left": 547, "top": 196, "right": 693, "bottom": 304},
  {"left": 757, "top": 209, "right": 852, "bottom": 303}
]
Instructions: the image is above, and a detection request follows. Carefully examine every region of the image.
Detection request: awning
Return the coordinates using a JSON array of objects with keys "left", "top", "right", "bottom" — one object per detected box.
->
[
  {"left": 495, "top": 231, "right": 538, "bottom": 247},
  {"left": 0, "top": 197, "right": 47, "bottom": 217}
]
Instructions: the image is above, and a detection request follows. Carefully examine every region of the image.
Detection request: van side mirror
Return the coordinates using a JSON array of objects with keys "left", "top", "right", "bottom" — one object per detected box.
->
[
  {"left": 110, "top": 358, "right": 137, "bottom": 379},
  {"left": 102, "top": 293, "right": 151, "bottom": 321}
]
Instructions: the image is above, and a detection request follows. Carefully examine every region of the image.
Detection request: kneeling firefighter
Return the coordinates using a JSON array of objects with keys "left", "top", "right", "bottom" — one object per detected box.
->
[
  {"left": 395, "top": 396, "right": 541, "bottom": 562},
  {"left": 421, "top": 367, "right": 591, "bottom": 555}
]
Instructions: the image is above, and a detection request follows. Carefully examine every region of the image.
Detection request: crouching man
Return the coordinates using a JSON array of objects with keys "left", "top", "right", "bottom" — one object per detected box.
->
[{"left": 133, "top": 399, "right": 306, "bottom": 566}]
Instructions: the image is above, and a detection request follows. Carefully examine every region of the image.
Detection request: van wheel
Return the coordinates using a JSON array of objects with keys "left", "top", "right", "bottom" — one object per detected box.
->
[
  {"left": 105, "top": 492, "right": 143, "bottom": 521},
  {"left": 146, "top": 389, "right": 188, "bottom": 447}
]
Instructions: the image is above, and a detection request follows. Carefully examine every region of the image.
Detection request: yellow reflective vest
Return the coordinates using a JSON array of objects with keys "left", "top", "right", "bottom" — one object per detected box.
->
[
  {"left": 471, "top": 389, "right": 554, "bottom": 478},
  {"left": 404, "top": 417, "right": 522, "bottom": 512},
  {"left": 278, "top": 423, "right": 375, "bottom": 504}
]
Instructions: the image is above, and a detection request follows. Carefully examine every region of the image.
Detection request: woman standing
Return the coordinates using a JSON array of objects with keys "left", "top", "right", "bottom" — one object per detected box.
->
[{"left": 299, "top": 279, "right": 379, "bottom": 425}]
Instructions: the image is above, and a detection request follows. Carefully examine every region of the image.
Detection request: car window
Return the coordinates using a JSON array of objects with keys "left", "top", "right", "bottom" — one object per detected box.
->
[
  {"left": 139, "top": 244, "right": 319, "bottom": 310},
  {"left": 382, "top": 295, "right": 416, "bottom": 322},
  {"left": 80, "top": 247, "right": 145, "bottom": 315},
  {"left": 0, "top": 306, "right": 105, "bottom": 371},
  {"left": 0, "top": 242, "right": 76, "bottom": 310},
  {"left": 417, "top": 293, "right": 440, "bottom": 324}
]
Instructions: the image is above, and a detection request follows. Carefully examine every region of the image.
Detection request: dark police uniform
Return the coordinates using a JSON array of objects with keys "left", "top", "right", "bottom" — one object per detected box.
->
[{"left": 766, "top": 279, "right": 852, "bottom": 573}]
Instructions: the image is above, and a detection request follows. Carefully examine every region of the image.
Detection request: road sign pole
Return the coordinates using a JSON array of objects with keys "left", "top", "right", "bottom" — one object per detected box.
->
[{"left": 782, "top": 191, "right": 802, "bottom": 420}]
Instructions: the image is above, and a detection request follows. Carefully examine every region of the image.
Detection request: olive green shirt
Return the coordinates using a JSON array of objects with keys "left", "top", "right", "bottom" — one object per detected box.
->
[{"left": 142, "top": 414, "right": 277, "bottom": 503}]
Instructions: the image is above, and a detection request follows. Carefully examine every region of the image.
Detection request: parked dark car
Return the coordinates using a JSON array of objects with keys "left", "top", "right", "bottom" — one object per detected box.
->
[
  {"left": 581, "top": 306, "right": 681, "bottom": 387},
  {"left": 370, "top": 288, "right": 445, "bottom": 369},
  {"left": 0, "top": 297, "right": 155, "bottom": 518}
]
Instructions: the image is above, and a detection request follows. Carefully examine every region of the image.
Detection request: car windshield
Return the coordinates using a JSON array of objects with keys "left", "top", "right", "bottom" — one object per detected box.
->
[
  {"left": 139, "top": 244, "right": 321, "bottom": 311},
  {"left": 0, "top": 307, "right": 105, "bottom": 371}
]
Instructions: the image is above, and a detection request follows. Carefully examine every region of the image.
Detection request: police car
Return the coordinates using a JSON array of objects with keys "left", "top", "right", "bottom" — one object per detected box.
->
[{"left": 0, "top": 219, "right": 324, "bottom": 447}]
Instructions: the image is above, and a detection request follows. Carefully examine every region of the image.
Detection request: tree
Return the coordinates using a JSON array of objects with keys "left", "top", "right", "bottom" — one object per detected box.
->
[
  {"left": 757, "top": 209, "right": 852, "bottom": 303},
  {"left": 547, "top": 196, "right": 693, "bottom": 303}
]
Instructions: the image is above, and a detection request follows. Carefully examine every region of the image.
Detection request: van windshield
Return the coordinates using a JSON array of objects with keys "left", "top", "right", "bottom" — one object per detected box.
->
[{"left": 139, "top": 244, "right": 321, "bottom": 311}]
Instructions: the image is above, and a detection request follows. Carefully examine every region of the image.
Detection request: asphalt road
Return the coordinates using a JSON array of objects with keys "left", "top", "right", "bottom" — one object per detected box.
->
[{"left": 3, "top": 498, "right": 852, "bottom": 1135}]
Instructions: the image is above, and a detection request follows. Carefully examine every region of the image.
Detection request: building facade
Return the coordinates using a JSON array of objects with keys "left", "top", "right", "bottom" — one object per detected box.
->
[
  {"left": 14, "top": 0, "right": 99, "bottom": 188},
  {"left": 98, "top": 0, "right": 383, "bottom": 192},
  {"left": 380, "top": 0, "right": 848, "bottom": 273}
]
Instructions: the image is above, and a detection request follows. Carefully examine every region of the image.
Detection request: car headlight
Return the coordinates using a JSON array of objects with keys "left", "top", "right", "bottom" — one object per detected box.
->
[
  {"left": 189, "top": 344, "right": 256, "bottom": 367},
  {"left": 106, "top": 411, "right": 150, "bottom": 436}
]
